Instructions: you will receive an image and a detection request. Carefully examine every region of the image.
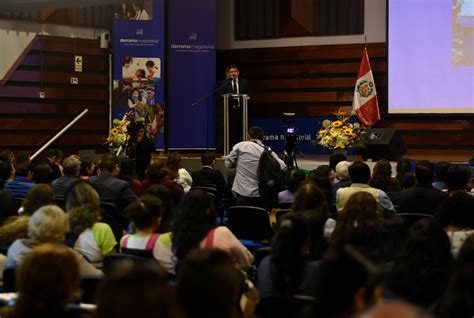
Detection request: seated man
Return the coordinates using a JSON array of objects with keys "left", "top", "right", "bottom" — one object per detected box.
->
[
  {"left": 52, "top": 155, "right": 81, "bottom": 197},
  {"left": 89, "top": 153, "right": 137, "bottom": 210},
  {"left": 336, "top": 161, "right": 395, "bottom": 217},
  {"left": 191, "top": 153, "right": 228, "bottom": 195},
  {"left": 4, "top": 162, "right": 35, "bottom": 199}
]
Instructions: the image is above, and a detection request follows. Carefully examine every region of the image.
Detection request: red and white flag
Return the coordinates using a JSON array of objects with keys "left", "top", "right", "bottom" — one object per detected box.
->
[{"left": 352, "top": 48, "right": 380, "bottom": 127}]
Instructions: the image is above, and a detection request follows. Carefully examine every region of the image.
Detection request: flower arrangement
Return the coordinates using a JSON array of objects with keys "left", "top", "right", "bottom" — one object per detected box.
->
[
  {"left": 105, "top": 109, "right": 146, "bottom": 153},
  {"left": 317, "top": 110, "right": 365, "bottom": 150}
]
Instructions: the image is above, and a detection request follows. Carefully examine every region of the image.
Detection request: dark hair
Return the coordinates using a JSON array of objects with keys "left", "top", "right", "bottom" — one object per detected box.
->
[
  {"left": 80, "top": 156, "right": 95, "bottom": 177},
  {"left": 166, "top": 152, "right": 182, "bottom": 179},
  {"left": 312, "top": 246, "right": 383, "bottom": 317},
  {"left": 21, "top": 184, "right": 55, "bottom": 216},
  {"left": 434, "top": 161, "right": 451, "bottom": 183},
  {"left": 308, "top": 165, "right": 333, "bottom": 204},
  {"left": 386, "top": 218, "right": 453, "bottom": 307},
  {"left": 329, "top": 151, "right": 347, "bottom": 170},
  {"left": 136, "top": 69, "right": 146, "bottom": 78},
  {"left": 291, "top": 181, "right": 326, "bottom": 212},
  {"left": 146, "top": 185, "right": 175, "bottom": 232},
  {"left": 414, "top": 160, "right": 435, "bottom": 185},
  {"left": 369, "top": 159, "right": 398, "bottom": 192},
  {"left": 0, "top": 159, "right": 13, "bottom": 188},
  {"left": 44, "top": 148, "right": 62, "bottom": 161},
  {"left": 0, "top": 190, "right": 18, "bottom": 218},
  {"left": 286, "top": 169, "right": 306, "bottom": 192},
  {"left": 95, "top": 262, "right": 177, "bottom": 318},
  {"left": 228, "top": 64, "right": 239, "bottom": 70},
  {"left": 124, "top": 194, "right": 162, "bottom": 231},
  {"left": 201, "top": 153, "right": 216, "bottom": 166},
  {"left": 32, "top": 163, "right": 53, "bottom": 184},
  {"left": 445, "top": 165, "right": 471, "bottom": 192},
  {"left": 435, "top": 191, "right": 474, "bottom": 229},
  {"left": 270, "top": 213, "right": 310, "bottom": 295},
  {"left": 15, "top": 162, "right": 32, "bottom": 177},
  {"left": 145, "top": 60, "right": 155, "bottom": 67},
  {"left": 172, "top": 190, "right": 216, "bottom": 261},
  {"left": 248, "top": 126, "right": 264, "bottom": 140},
  {"left": 122, "top": 56, "right": 132, "bottom": 66},
  {"left": 349, "top": 161, "right": 371, "bottom": 184},
  {"left": 396, "top": 158, "right": 413, "bottom": 185},
  {"left": 99, "top": 153, "right": 120, "bottom": 172},
  {"left": 177, "top": 249, "right": 241, "bottom": 318},
  {"left": 145, "top": 159, "right": 169, "bottom": 182},
  {"left": 331, "top": 192, "right": 380, "bottom": 247},
  {"left": 119, "top": 158, "right": 138, "bottom": 181}
]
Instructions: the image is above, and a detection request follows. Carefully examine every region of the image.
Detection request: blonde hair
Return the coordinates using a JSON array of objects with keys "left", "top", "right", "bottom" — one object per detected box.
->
[
  {"left": 28, "top": 205, "right": 69, "bottom": 242},
  {"left": 66, "top": 181, "right": 101, "bottom": 233}
]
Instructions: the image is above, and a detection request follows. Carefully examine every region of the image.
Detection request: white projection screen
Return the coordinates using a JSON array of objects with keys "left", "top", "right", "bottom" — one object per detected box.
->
[{"left": 388, "top": 0, "right": 474, "bottom": 114}]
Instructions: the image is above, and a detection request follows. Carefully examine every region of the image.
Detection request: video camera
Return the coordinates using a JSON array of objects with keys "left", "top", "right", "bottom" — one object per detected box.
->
[{"left": 282, "top": 113, "right": 299, "bottom": 168}]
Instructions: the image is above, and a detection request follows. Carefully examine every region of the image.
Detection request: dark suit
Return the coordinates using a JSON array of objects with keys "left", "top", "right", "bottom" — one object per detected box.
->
[
  {"left": 397, "top": 183, "right": 448, "bottom": 215},
  {"left": 217, "top": 77, "right": 251, "bottom": 152},
  {"left": 89, "top": 172, "right": 137, "bottom": 210},
  {"left": 192, "top": 167, "right": 228, "bottom": 192},
  {"left": 52, "top": 175, "right": 79, "bottom": 197}
]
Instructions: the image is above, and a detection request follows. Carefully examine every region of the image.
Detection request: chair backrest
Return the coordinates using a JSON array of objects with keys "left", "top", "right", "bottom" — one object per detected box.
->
[
  {"left": 54, "top": 195, "right": 66, "bottom": 209},
  {"left": 227, "top": 206, "right": 272, "bottom": 242},
  {"left": 100, "top": 201, "right": 125, "bottom": 241},
  {"left": 190, "top": 185, "right": 220, "bottom": 206},
  {"left": 2, "top": 267, "right": 16, "bottom": 292},
  {"left": 275, "top": 209, "right": 292, "bottom": 222},
  {"left": 80, "top": 275, "right": 104, "bottom": 304},
  {"left": 396, "top": 213, "right": 433, "bottom": 228},
  {"left": 255, "top": 295, "right": 314, "bottom": 318},
  {"left": 254, "top": 247, "right": 271, "bottom": 267}
]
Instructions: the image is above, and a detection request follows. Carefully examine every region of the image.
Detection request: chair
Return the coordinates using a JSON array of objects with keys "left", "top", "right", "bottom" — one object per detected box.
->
[
  {"left": 54, "top": 195, "right": 66, "bottom": 210},
  {"left": 255, "top": 295, "right": 314, "bottom": 318},
  {"left": 190, "top": 185, "right": 221, "bottom": 208},
  {"left": 2, "top": 267, "right": 16, "bottom": 292},
  {"left": 275, "top": 209, "right": 292, "bottom": 222},
  {"left": 100, "top": 201, "right": 125, "bottom": 242},
  {"left": 102, "top": 253, "right": 160, "bottom": 276},
  {"left": 396, "top": 213, "right": 433, "bottom": 228},
  {"left": 227, "top": 206, "right": 272, "bottom": 242},
  {"left": 80, "top": 275, "right": 103, "bottom": 304},
  {"left": 277, "top": 202, "right": 292, "bottom": 209},
  {"left": 254, "top": 247, "right": 271, "bottom": 267}
]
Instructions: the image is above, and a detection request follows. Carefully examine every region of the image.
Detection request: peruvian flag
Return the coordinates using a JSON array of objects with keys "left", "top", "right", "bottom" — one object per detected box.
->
[{"left": 352, "top": 48, "right": 380, "bottom": 127}]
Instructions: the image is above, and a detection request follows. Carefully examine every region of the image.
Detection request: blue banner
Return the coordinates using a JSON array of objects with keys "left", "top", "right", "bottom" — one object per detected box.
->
[
  {"left": 167, "top": 0, "right": 216, "bottom": 150},
  {"left": 112, "top": 0, "right": 165, "bottom": 150}
]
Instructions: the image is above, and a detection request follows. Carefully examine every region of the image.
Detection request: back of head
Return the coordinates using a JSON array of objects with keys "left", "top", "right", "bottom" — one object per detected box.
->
[
  {"left": 335, "top": 160, "right": 351, "bottom": 180},
  {"left": 286, "top": 169, "right": 306, "bottom": 192},
  {"left": 32, "top": 163, "right": 53, "bottom": 184},
  {"left": 445, "top": 164, "right": 471, "bottom": 192},
  {"left": 397, "top": 158, "right": 412, "bottom": 176},
  {"left": 62, "top": 156, "right": 81, "bottom": 177},
  {"left": 201, "top": 153, "right": 215, "bottom": 166},
  {"left": 329, "top": 151, "right": 348, "bottom": 170},
  {"left": 95, "top": 262, "right": 173, "bottom": 318},
  {"left": 66, "top": 181, "right": 101, "bottom": 234},
  {"left": 145, "top": 159, "right": 168, "bottom": 181},
  {"left": 99, "top": 153, "right": 120, "bottom": 173},
  {"left": 434, "top": 161, "right": 451, "bottom": 182},
  {"left": 177, "top": 249, "right": 241, "bottom": 318},
  {"left": 15, "top": 243, "right": 80, "bottom": 316},
  {"left": 415, "top": 160, "right": 435, "bottom": 185},
  {"left": 373, "top": 159, "right": 392, "bottom": 175},
  {"left": 21, "top": 184, "right": 55, "bottom": 216},
  {"left": 166, "top": 152, "right": 182, "bottom": 173},
  {"left": 435, "top": 191, "right": 474, "bottom": 229},
  {"left": 124, "top": 194, "right": 162, "bottom": 231},
  {"left": 248, "top": 126, "right": 264, "bottom": 140},
  {"left": 0, "top": 159, "right": 13, "bottom": 187},
  {"left": 15, "top": 162, "right": 31, "bottom": 178},
  {"left": 172, "top": 190, "right": 216, "bottom": 261},
  {"left": 291, "top": 181, "right": 326, "bottom": 212},
  {"left": 349, "top": 161, "right": 371, "bottom": 184},
  {"left": 270, "top": 213, "right": 310, "bottom": 295},
  {"left": 28, "top": 205, "right": 69, "bottom": 242}
]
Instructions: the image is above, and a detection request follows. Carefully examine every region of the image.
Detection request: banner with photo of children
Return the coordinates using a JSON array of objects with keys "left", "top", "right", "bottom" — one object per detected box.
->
[{"left": 112, "top": 0, "right": 165, "bottom": 150}]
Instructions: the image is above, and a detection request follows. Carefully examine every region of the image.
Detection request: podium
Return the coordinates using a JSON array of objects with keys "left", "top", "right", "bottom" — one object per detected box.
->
[{"left": 222, "top": 93, "right": 250, "bottom": 155}]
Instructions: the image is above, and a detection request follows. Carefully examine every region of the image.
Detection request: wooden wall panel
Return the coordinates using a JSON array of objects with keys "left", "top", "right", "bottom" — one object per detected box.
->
[
  {"left": 217, "top": 43, "right": 474, "bottom": 158},
  {"left": 0, "top": 35, "right": 110, "bottom": 152}
]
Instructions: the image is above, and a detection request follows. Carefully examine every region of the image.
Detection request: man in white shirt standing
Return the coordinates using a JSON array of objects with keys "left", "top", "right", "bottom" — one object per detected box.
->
[{"left": 225, "top": 126, "right": 286, "bottom": 208}]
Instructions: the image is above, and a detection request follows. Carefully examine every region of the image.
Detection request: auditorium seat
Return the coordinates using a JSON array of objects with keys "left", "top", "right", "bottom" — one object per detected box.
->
[
  {"left": 227, "top": 206, "right": 273, "bottom": 243},
  {"left": 255, "top": 295, "right": 314, "bottom": 318}
]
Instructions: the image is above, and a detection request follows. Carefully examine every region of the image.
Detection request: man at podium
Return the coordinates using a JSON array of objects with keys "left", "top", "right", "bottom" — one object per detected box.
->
[{"left": 218, "top": 65, "right": 251, "bottom": 152}]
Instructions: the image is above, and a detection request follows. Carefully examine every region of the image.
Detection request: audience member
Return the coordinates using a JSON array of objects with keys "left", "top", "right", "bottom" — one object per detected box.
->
[
  {"left": 369, "top": 159, "right": 401, "bottom": 193},
  {"left": 385, "top": 218, "right": 453, "bottom": 307},
  {"left": 432, "top": 162, "right": 451, "bottom": 191},
  {"left": 309, "top": 165, "right": 335, "bottom": 208},
  {"left": 8, "top": 243, "right": 82, "bottom": 318},
  {"left": 66, "top": 181, "right": 116, "bottom": 267},
  {"left": 328, "top": 151, "right": 347, "bottom": 171},
  {"left": 6, "top": 205, "right": 101, "bottom": 276},
  {"left": 31, "top": 162, "right": 53, "bottom": 184},
  {"left": 0, "top": 159, "right": 14, "bottom": 189},
  {"left": 332, "top": 160, "right": 351, "bottom": 204},
  {"left": 145, "top": 184, "right": 175, "bottom": 232},
  {"left": 0, "top": 190, "right": 18, "bottom": 220},
  {"left": 397, "top": 160, "right": 448, "bottom": 215},
  {"left": 118, "top": 157, "right": 142, "bottom": 196},
  {"left": 191, "top": 152, "right": 229, "bottom": 196},
  {"left": 4, "top": 162, "right": 35, "bottom": 199},
  {"left": 79, "top": 156, "right": 96, "bottom": 180},
  {"left": 177, "top": 249, "right": 243, "bottom": 318},
  {"left": 131, "top": 124, "right": 155, "bottom": 181},
  {"left": 141, "top": 159, "right": 184, "bottom": 207},
  {"left": 121, "top": 194, "right": 163, "bottom": 259},
  {"left": 167, "top": 152, "right": 193, "bottom": 193},
  {"left": 0, "top": 184, "right": 54, "bottom": 246},
  {"left": 278, "top": 169, "right": 306, "bottom": 204},
  {"left": 445, "top": 164, "right": 471, "bottom": 194},
  {"left": 396, "top": 158, "right": 415, "bottom": 189},
  {"left": 336, "top": 161, "right": 395, "bottom": 216},
  {"left": 435, "top": 191, "right": 474, "bottom": 256},
  {"left": 51, "top": 155, "right": 81, "bottom": 197},
  {"left": 257, "top": 213, "right": 317, "bottom": 296},
  {"left": 225, "top": 126, "right": 286, "bottom": 208},
  {"left": 89, "top": 153, "right": 137, "bottom": 210},
  {"left": 94, "top": 262, "right": 181, "bottom": 318}
]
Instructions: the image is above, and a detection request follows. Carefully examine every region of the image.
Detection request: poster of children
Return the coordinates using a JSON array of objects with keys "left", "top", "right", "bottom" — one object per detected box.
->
[{"left": 121, "top": 56, "right": 161, "bottom": 83}]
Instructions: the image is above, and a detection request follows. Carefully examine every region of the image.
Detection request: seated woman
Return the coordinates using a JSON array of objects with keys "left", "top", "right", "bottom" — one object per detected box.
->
[
  {"left": 120, "top": 194, "right": 163, "bottom": 259},
  {"left": 141, "top": 159, "right": 184, "bottom": 207},
  {"left": 257, "top": 212, "right": 318, "bottom": 297},
  {"left": 6, "top": 205, "right": 101, "bottom": 276},
  {"left": 277, "top": 169, "right": 306, "bottom": 204},
  {"left": 118, "top": 158, "right": 142, "bottom": 196},
  {"left": 66, "top": 181, "right": 116, "bottom": 268},
  {"left": 3, "top": 243, "right": 82, "bottom": 318},
  {"left": 166, "top": 152, "right": 192, "bottom": 193},
  {"left": 0, "top": 184, "right": 54, "bottom": 246},
  {"left": 157, "top": 190, "right": 254, "bottom": 275},
  {"left": 369, "top": 159, "right": 401, "bottom": 193}
]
